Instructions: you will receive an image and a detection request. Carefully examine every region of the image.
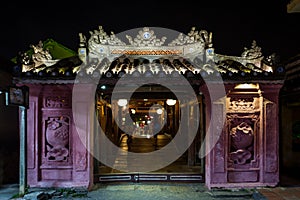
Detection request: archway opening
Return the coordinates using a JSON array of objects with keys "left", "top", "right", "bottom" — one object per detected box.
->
[{"left": 93, "top": 83, "right": 205, "bottom": 183}]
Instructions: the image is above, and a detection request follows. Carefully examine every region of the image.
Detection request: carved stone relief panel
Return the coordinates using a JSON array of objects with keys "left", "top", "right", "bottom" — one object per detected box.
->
[
  {"left": 227, "top": 114, "right": 260, "bottom": 169},
  {"left": 42, "top": 114, "right": 72, "bottom": 167},
  {"left": 230, "top": 121, "right": 254, "bottom": 165},
  {"left": 45, "top": 116, "right": 70, "bottom": 162}
]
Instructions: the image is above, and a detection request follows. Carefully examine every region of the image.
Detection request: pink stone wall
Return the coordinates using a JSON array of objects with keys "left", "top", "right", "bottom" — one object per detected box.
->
[
  {"left": 25, "top": 82, "right": 282, "bottom": 189},
  {"left": 26, "top": 84, "right": 93, "bottom": 189},
  {"left": 203, "top": 83, "right": 282, "bottom": 189}
]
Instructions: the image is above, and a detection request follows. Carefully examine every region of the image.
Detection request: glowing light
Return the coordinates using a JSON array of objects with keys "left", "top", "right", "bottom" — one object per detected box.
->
[
  {"left": 131, "top": 109, "right": 136, "bottom": 114},
  {"left": 156, "top": 108, "right": 163, "bottom": 114},
  {"left": 235, "top": 83, "right": 258, "bottom": 89},
  {"left": 117, "top": 99, "right": 128, "bottom": 107},
  {"left": 166, "top": 99, "right": 176, "bottom": 106}
]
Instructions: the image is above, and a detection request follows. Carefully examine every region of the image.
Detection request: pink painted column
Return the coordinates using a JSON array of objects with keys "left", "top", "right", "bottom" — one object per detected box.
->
[
  {"left": 26, "top": 83, "right": 93, "bottom": 189},
  {"left": 26, "top": 84, "right": 41, "bottom": 186},
  {"left": 260, "top": 83, "right": 282, "bottom": 185},
  {"left": 200, "top": 83, "right": 231, "bottom": 188}
]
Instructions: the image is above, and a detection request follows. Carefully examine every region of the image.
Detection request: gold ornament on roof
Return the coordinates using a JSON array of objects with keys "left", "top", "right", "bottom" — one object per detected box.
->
[
  {"left": 79, "top": 33, "right": 87, "bottom": 47},
  {"left": 88, "top": 25, "right": 126, "bottom": 46},
  {"left": 241, "top": 40, "right": 262, "bottom": 59},
  {"left": 169, "top": 27, "right": 213, "bottom": 48},
  {"left": 20, "top": 41, "right": 58, "bottom": 72}
]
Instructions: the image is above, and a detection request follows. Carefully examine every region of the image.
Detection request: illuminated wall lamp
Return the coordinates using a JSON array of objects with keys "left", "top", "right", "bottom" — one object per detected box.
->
[{"left": 166, "top": 99, "right": 176, "bottom": 106}]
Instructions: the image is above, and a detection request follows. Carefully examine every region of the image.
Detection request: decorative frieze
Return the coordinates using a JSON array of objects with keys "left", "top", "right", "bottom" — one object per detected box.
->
[
  {"left": 228, "top": 97, "right": 260, "bottom": 112},
  {"left": 111, "top": 49, "right": 182, "bottom": 55},
  {"left": 229, "top": 98, "right": 255, "bottom": 111},
  {"left": 45, "top": 96, "right": 70, "bottom": 108}
]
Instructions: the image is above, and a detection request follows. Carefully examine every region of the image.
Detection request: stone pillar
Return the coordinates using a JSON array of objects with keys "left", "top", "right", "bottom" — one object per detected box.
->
[
  {"left": 71, "top": 83, "right": 96, "bottom": 189},
  {"left": 260, "top": 83, "right": 282, "bottom": 185},
  {"left": 26, "top": 84, "right": 42, "bottom": 186},
  {"left": 201, "top": 83, "right": 227, "bottom": 189}
]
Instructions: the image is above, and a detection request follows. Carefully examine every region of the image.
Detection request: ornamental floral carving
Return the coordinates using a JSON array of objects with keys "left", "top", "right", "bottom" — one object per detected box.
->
[
  {"left": 229, "top": 98, "right": 255, "bottom": 111},
  {"left": 45, "top": 96, "right": 70, "bottom": 108}
]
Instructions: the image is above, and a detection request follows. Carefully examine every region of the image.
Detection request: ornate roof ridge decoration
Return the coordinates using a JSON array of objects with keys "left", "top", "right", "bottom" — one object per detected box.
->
[
  {"left": 14, "top": 26, "right": 284, "bottom": 78},
  {"left": 88, "top": 26, "right": 126, "bottom": 46},
  {"left": 241, "top": 40, "right": 263, "bottom": 59},
  {"left": 126, "top": 27, "right": 167, "bottom": 47},
  {"left": 168, "top": 27, "right": 213, "bottom": 48},
  {"left": 80, "top": 26, "right": 214, "bottom": 58},
  {"left": 84, "top": 26, "right": 212, "bottom": 47},
  {"left": 19, "top": 41, "right": 59, "bottom": 72}
]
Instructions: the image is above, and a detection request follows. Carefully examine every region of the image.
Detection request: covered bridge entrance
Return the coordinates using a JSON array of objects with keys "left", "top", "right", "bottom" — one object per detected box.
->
[{"left": 12, "top": 26, "right": 284, "bottom": 189}]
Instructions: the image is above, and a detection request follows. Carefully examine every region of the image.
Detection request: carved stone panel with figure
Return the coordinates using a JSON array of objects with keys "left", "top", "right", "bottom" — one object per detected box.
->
[
  {"left": 45, "top": 116, "right": 70, "bottom": 162},
  {"left": 41, "top": 112, "right": 73, "bottom": 168},
  {"left": 226, "top": 114, "right": 261, "bottom": 183}
]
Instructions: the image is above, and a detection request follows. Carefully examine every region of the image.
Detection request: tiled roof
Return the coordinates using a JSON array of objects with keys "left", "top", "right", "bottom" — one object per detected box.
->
[
  {"left": 287, "top": 0, "right": 300, "bottom": 13},
  {"left": 13, "top": 55, "right": 285, "bottom": 84},
  {"left": 284, "top": 54, "right": 300, "bottom": 81}
]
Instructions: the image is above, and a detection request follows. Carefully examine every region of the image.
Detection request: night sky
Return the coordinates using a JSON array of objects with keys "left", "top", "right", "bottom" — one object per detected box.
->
[{"left": 0, "top": 0, "right": 299, "bottom": 63}]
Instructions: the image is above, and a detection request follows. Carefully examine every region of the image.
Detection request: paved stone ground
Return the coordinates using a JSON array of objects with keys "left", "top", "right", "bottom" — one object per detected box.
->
[
  {"left": 4, "top": 182, "right": 300, "bottom": 200},
  {"left": 83, "top": 183, "right": 257, "bottom": 200},
  {"left": 0, "top": 184, "right": 19, "bottom": 200},
  {"left": 258, "top": 186, "right": 300, "bottom": 200},
  {"left": 1, "top": 183, "right": 263, "bottom": 200}
]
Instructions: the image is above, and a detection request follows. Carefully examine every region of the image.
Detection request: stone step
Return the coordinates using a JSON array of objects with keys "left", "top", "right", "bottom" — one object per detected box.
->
[{"left": 208, "top": 189, "right": 254, "bottom": 198}]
